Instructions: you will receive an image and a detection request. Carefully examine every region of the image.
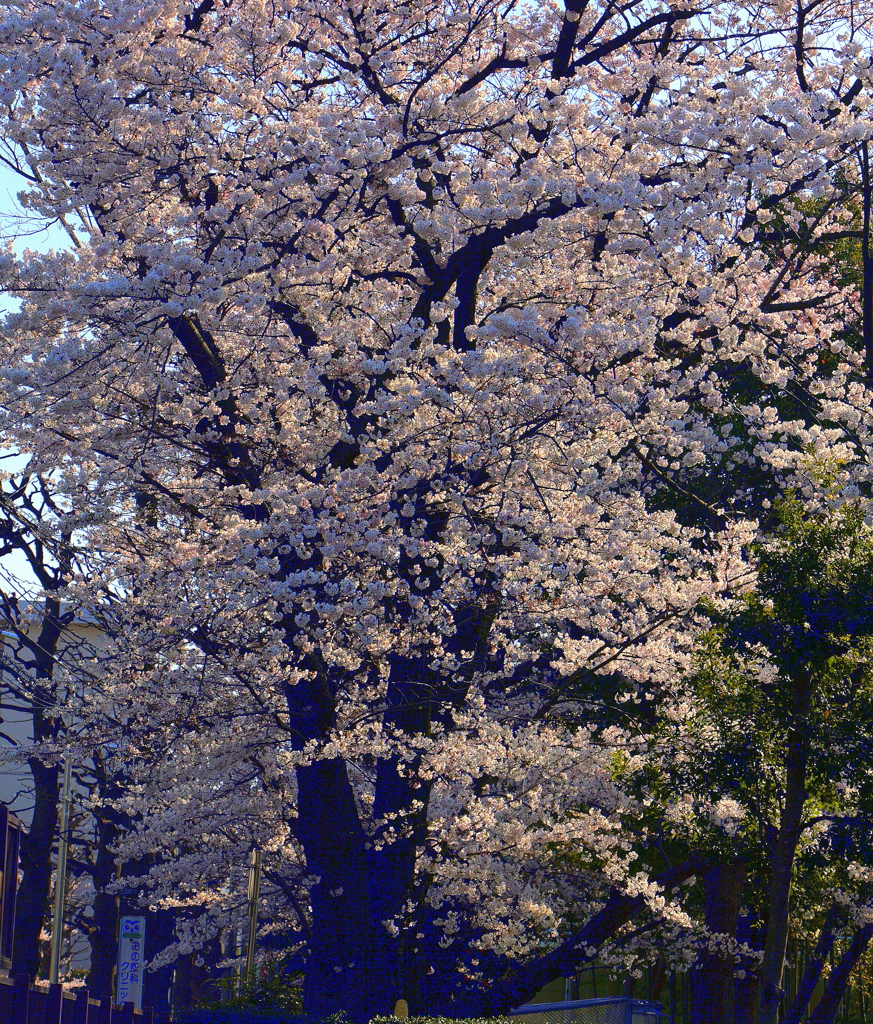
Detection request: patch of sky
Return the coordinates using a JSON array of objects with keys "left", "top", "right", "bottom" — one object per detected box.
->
[
  {"left": 0, "top": 142, "right": 76, "bottom": 594},
  {"left": 0, "top": 140, "right": 78, "bottom": 313}
]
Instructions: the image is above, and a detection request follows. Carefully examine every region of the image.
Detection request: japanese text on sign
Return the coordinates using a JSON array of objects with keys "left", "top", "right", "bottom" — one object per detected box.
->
[{"left": 116, "top": 915, "right": 146, "bottom": 1010}]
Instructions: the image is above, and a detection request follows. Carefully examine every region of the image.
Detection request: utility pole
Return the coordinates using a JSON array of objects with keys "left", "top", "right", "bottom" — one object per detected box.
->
[
  {"left": 49, "top": 757, "right": 73, "bottom": 984},
  {"left": 244, "top": 849, "right": 262, "bottom": 990}
]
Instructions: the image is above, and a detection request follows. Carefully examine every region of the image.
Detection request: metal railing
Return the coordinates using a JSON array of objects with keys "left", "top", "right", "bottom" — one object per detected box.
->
[
  {"left": 511, "top": 997, "right": 666, "bottom": 1024},
  {"left": 178, "top": 995, "right": 668, "bottom": 1024}
]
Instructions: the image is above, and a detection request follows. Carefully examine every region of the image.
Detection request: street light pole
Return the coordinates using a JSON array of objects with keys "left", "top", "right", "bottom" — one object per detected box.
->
[
  {"left": 244, "top": 849, "right": 262, "bottom": 990},
  {"left": 49, "top": 756, "right": 73, "bottom": 985}
]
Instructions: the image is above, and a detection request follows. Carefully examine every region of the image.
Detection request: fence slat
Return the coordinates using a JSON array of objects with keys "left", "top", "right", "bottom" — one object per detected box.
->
[
  {"left": 69, "top": 987, "right": 91, "bottom": 1024},
  {"left": 32, "top": 982, "right": 48, "bottom": 1024},
  {"left": 0, "top": 979, "right": 171, "bottom": 1024},
  {"left": 0, "top": 976, "right": 13, "bottom": 1022},
  {"left": 46, "top": 982, "right": 63, "bottom": 1024},
  {"left": 13, "top": 973, "right": 30, "bottom": 1024},
  {"left": 98, "top": 992, "right": 112, "bottom": 1024}
]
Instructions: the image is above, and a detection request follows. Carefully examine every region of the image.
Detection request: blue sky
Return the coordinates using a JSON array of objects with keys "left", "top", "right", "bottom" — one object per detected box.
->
[{"left": 0, "top": 157, "right": 73, "bottom": 593}]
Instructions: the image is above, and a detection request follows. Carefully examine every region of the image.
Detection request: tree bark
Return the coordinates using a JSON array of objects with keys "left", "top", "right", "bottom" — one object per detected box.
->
[
  {"left": 690, "top": 862, "right": 747, "bottom": 1024},
  {"left": 647, "top": 960, "right": 667, "bottom": 1002},
  {"left": 756, "top": 671, "right": 811, "bottom": 1024},
  {"left": 291, "top": 606, "right": 493, "bottom": 1021},
  {"left": 295, "top": 758, "right": 394, "bottom": 1022},
  {"left": 85, "top": 807, "right": 120, "bottom": 997},
  {"left": 187, "top": 933, "right": 224, "bottom": 1006},
  {"left": 7, "top": 599, "right": 68, "bottom": 980},
  {"left": 142, "top": 906, "right": 176, "bottom": 1016},
  {"left": 11, "top": 755, "right": 59, "bottom": 978},
  {"left": 424, "top": 853, "right": 712, "bottom": 1017},
  {"left": 806, "top": 923, "right": 873, "bottom": 1024},
  {"left": 735, "top": 909, "right": 764, "bottom": 1024},
  {"left": 783, "top": 906, "right": 839, "bottom": 1024},
  {"left": 172, "top": 951, "right": 194, "bottom": 1011}
]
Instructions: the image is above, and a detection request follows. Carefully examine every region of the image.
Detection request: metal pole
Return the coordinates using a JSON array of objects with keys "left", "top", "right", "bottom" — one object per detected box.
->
[
  {"left": 244, "top": 849, "right": 262, "bottom": 989},
  {"left": 49, "top": 757, "right": 73, "bottom": 984},
  {"left": 234, "top": 926, "right": 243, "bottom": 997}
]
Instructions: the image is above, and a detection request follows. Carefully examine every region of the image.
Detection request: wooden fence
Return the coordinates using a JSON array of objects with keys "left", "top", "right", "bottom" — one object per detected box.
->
[{"left": 0, "top": 974, "right": 172, "bottom": 1023}]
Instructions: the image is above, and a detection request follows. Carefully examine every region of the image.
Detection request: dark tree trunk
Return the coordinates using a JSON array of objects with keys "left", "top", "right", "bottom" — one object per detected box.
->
[
  {"left": 173, "top": 951, "right": 194, "bottom": 1011},
  {"left": 11, "top": 756, "right": 59, "bottom": 978},
  {"left": 783, "top": 906, "right": 839, "bottom": 1024},
  {"left": 296, "top": 758, "right": 397, "bottom": 1023},
  {"left": 756, "top": 671, "right": 811, "bottom": 1024},
  {"left": 86, "top": 810, "right": 120, "bottom": 997},
  {"left": 422, "top": 854, "right": 712, "bottom": 1017},
  {"left": 690, "top": 863, "right": 747, "bottom": 1024},
  {"left": 188, "top": 933, "right": 224, "bottom": 1007},
  {"left": 806, "top": 924, "right": 873, "bottom": 1024},
  {"left": 367, "top": 665, "right": 438, "bottom": 1015},
  {"left": 142, "top": 906, "right": 176, "bottom": 1016},
  {"left": 648, "top": 960, "right": 667, "bottom": 1003},
  {"left": 735, "top": 909, "right": 764, "bottom": 1024},
  {"left": 8, "top": 600, "right": 68, "bottom": 980},
  {"left": 117, "top": 853, "right": 177, "bottom": 1016}
]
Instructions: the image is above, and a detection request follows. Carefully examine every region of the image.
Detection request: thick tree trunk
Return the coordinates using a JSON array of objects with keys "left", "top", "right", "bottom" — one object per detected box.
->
[
  {"left": 690, "top": 863, "right": 746, "bottom": 1024},
  {"left": 142, "top": 906, "right": 176, "bottom": 1016},
  {"left": 647, "top": 960, "right": 667, "bottom": 1003},
  {"left": 290, "top": 617, "right": 481, "bottom": 1020},
  {"left": 101, "top": 844, "right": 177, "bottom": 1014},
  {"left": 368, "top": 667, "right": 437, "bottom": 1015},
  {"left": 9, "top": 602, "right": 67, "bottom": 980},
  {"left": 86, "top": 810, "right": 120, "bottom": 997},
  {"left": 756, "top": 671, "right": 811, "bottom": 1024},
  {"left": 296, "top": 758, "right": 398, "bottom": 1023},
  {"left": 187, "top": 933, "right": 224, "bottom": 1007},
  {"left": 172, "top": 951, "right": 194, "bottom": 1011},
  {"left": 11, "top": 756, "right": 59, "bottom": 978},
  {"left": 170, "top": 944, "right": 217, "bottom": 1010},
  {"left": 806, "top": 923, "right": 873, "bottom": 1024},
  {"left": 735, "top": 908, "right": 764, "bottom": 1023},
  {"left": 117, "top": 852, "right": 177, "bottom": 1015}
]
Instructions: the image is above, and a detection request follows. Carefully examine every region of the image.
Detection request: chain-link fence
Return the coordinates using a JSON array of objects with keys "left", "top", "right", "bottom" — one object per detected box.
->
[{"left": 510, "top": 997, "right": 666, "bottom": 1024}]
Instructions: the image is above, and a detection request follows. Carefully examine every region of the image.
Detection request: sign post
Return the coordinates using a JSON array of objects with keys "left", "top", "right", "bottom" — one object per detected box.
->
[{"left": 116, "top": 915, "right": 146, "bottom": 1010}]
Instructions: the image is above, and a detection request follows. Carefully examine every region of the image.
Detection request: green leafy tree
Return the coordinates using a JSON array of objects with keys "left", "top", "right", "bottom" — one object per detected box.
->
[{"left": 641, "top": 492, "right": 873, "bottom": 1024}]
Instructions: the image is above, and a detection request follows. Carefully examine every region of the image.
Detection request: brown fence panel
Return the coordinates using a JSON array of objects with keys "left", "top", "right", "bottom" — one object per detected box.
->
[
  {"left": 25, "top": 980, "right": 43, "bottom": 1024},
  {"left": 0, "top": 975, "right": 12, "bottom": 1021},
  {"left": 12, "top": 973, "right": 31, "bottom": 1023},
  {"left": 69, "top": 988, "right": 92, "bottom": 1024},
  {"left": 46, "top": 982, "right": 63, "bottom": 1024},
  {"left": 0, "top": 978, "right": 172, "bottom": 1024},
  {"left": 31, "top": 981, "right": 48, "bottom": 1024}
]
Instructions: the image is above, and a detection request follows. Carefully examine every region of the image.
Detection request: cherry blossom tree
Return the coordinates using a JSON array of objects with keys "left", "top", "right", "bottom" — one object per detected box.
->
[
  {"left": 0, "top": 466, "right": 94, "bottom": 979},
  {"left": 0, "top": 0, "right": 873, "bottom": 1018},
  {"left": 0, "top": 468, "right": 148, "bottom": 993}
]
